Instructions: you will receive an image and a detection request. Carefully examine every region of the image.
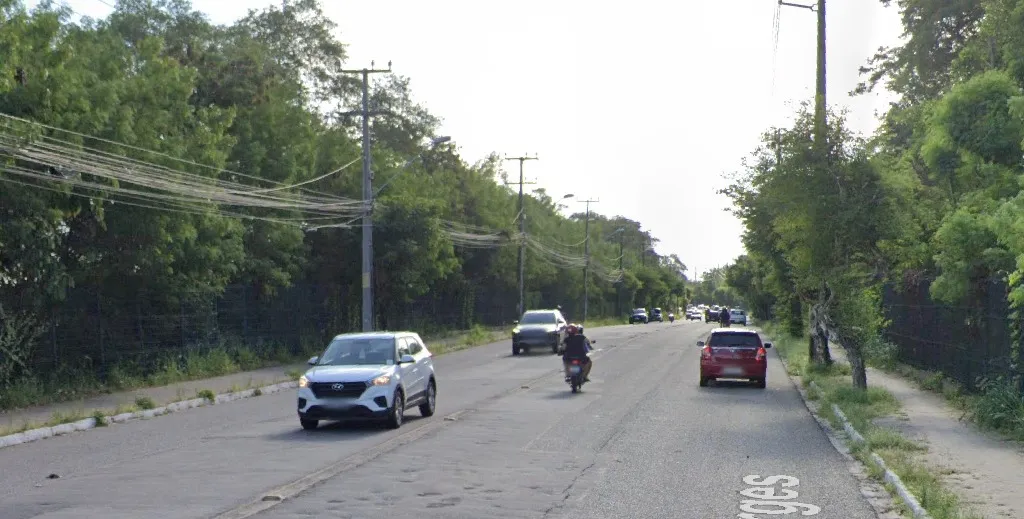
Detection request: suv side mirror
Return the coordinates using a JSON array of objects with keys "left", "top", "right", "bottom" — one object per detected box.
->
[
  {"left": 307, "top": 356, "right": 319, "bottom": 366},
  {"left": 399, "top": 354, "right": 416, "bottom": 364},
  {"left": 763, "top": 342, "right": 773, "bottom": 349},
  {"left": 696, "top": 341, "right": 705, "bottom": 347}
]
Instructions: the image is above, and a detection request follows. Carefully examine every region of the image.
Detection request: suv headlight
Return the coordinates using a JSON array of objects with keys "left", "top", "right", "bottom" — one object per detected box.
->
[
  {"left": 371, "top": 374, "right": 392, "bottom": 386},
  {"left": 298, "top": 375, "right": 309, "bottom": 388}
]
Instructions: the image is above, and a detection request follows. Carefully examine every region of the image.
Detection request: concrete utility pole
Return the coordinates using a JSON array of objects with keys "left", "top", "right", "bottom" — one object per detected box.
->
[
  {"left": 778, "top": 0, "right": 826, "bottom": 154},
  {"left": 340, "top": 61, "right": 392, "bottom": 332},
  {"left": 579, "top": 198, "right": 599, "bottom": 324},
  {"left": 779, "top": 0, "right": 827, "bottom": 361},
  {"left": 618, "top": 232, "right": 624, "bottom": 317},
  {"left": 504, "top": 155, "right": 538, "bottom": 317}
]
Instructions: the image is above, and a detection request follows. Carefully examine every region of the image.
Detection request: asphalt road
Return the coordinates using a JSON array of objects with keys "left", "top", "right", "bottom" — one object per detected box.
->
[{"left": 0, "top": 322, "right": 879, "bottom": 519}]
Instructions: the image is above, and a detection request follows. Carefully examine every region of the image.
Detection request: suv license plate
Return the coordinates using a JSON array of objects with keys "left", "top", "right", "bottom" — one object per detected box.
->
[{"left": 723, "top": 367, "right": 743, "bottom": 376}]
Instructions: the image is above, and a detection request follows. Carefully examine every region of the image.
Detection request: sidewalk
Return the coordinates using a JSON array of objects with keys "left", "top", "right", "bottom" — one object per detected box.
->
[
  {"left": 831, "top": 349, "right": 1024, "bottom": 518},
  {"left": 0, "top": 362, "right": 305, "bottom": 433}
]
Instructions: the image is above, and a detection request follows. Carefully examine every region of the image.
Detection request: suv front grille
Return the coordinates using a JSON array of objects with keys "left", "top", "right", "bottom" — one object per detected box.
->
[{"left": 310, "top": 381, "right": 369, "bottom": 399}]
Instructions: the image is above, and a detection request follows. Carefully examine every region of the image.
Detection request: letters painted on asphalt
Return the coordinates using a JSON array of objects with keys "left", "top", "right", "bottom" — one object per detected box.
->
[{"left": 738, "top": 475, "right": 821, "bottom": 517}]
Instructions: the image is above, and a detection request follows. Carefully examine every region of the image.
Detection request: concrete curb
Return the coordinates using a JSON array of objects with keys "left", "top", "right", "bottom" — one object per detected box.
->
[
  {"left": 0, "top": 380, "right": 298, "bottom": 450},
  {"left": 808, "top": 381, "right": 931, "bottom": 518}
]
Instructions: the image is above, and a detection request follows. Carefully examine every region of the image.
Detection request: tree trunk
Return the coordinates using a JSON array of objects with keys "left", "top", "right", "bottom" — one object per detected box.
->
[
  {"left": 808, "top": 305, "right": 820, "bottom": 363},
  {"left": 841, "top": 337, "right": 868, "bottom": 390},
  {"left": 816, "top": 325, "right": 833, "bottom": 365}
]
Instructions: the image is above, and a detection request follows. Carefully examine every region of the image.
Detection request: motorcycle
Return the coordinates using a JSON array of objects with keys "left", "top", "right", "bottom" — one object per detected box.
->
[
  {"left": 566, "top": 358, "right": 585, "bottom": 393},
  {"left": 668, "top": 313, "right": 675, "bottom": 323},
  {"left": 564, "top": 339, "right": 596, "bottom": 393}
]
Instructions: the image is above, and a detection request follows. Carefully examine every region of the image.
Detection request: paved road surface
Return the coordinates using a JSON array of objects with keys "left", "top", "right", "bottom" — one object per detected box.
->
[{"left": 0, "top": 323, "right": 878, "bottom": 519}]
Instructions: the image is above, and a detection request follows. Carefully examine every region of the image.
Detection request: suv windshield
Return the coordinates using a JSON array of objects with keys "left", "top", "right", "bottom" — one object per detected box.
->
[
  {"left": 520, "top": 312, "right": 557, "bottom": 324},
  {"left": 318, "top": 337, "right": 395, "bottom": 365},
  {"left": 633, "top": 308, "right": 646, "bottom": 314},
  {"left": 708, "top": 332, "right": 761, "bottom": 348}
]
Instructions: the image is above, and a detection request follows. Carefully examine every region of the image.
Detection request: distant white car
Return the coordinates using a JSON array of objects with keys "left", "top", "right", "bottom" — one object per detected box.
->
[
  {"left": 729, "top": 309, "right": 748, "bottom": 326},
  {"left": 297, "top": 332, "right": 437, "bottom": 430}
]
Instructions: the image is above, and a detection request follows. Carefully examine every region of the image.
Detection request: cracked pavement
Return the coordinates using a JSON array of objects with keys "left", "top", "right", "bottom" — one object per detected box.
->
[
  {"left": 0, "top": 322, "right": 881, "bottom": 518},
  {"left": 253, "top": 323, "right": 879, "bottom": 519}
]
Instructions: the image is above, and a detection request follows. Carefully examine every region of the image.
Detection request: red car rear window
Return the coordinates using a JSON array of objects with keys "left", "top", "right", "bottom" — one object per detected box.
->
[{"left": 707, "top": 332, "right": 761, "bottom": 348}]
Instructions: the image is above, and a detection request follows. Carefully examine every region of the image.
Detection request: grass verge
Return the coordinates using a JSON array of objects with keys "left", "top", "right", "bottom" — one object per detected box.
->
[
  {"left": 763, "top": 322, "right": 981, "bottom": 519},
  {"left": 0, "top": 324, "right": 511, "bottom": 436}
]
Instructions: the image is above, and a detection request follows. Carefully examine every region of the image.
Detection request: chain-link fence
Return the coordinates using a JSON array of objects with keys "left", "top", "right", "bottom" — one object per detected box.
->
[
  {"left": 881, "top": 279, "right": 1021, "bottom": 392},
  {"left": 21, "top": 282, "right": 517, "bottom": 375}
]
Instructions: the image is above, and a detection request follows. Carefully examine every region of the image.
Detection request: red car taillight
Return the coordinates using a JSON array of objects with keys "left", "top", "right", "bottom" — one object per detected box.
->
[
  {"left": 756, "top": 347, "right": 766, "bottom": 361},
  {"left": 701, "top": 345, "right": 712, "bottom": 360}
]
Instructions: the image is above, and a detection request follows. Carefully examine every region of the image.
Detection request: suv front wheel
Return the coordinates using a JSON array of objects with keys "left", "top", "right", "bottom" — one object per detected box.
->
[{"left": 386, "top": 390, "right": 405, "bottom": 429}]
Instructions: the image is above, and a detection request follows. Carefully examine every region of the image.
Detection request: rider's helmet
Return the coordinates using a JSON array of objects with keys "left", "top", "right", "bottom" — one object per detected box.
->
[{"left": 566, "top": 324, "right": 579, "bottom": 335}]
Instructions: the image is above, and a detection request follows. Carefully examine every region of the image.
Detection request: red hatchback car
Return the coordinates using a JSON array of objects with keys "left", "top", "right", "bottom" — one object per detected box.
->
[{"left": 698, "top": 329, "right": 772, "bottom": 388}]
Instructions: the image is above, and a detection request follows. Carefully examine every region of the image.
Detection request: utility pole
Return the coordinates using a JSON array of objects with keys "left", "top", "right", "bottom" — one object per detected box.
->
[
  {"left": 617, "top": 232, "right": 624, "bottom": 317},
  {"left": 579, "top": 198, "right": 599, "bottom": 324},
  {"left": 778, "top": 0, "right": 826, "bottom": 153},
  {"left": 775, "top": 128, "right": 783, "bottom": 168},
  {"left": 504, "top": 155, "right": 538, "bottom": 317},
  {"left": 340, "top": 61, "right": 392, "bottom": 332},
  {"left": 780, "top": 0, "right": 827, "bottom": 362}
]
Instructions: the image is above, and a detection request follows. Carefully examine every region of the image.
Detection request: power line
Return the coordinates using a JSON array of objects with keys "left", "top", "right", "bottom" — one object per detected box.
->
[{"left": 503, "top": 154, "right": 538, "bottom": 316}]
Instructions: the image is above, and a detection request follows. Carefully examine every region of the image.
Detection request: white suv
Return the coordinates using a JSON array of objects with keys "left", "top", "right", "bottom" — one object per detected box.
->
[
  {"left": 729, "top": 309, "right": 748, "bottom": 326},
  {"left": 297, "top": 332, "right": 437, "bottom": 430}
]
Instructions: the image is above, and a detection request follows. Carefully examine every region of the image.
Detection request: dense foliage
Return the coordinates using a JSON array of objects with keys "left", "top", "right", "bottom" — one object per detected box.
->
[
  {"left": 721, "top": 0, "right": 1024, "bottom": 390},
  {"left": 0, "top": 0, "right": 688, "bottom": 386}
]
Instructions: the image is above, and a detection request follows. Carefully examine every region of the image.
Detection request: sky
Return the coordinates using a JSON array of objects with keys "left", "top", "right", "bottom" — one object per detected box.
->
[{"left": 29, "top": 0, "right": 905, "bottom": 280}]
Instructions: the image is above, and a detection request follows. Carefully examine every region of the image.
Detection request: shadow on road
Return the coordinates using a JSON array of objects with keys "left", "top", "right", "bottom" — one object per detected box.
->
[
  {"left": 542, "top": 387, "right": 592, "bottom": 399},
  {"left": 265, "top": 417, "right": 429, "bottom": 442},
  {"left": 703, "top": 380, "right": 764, "bottom": 390}
]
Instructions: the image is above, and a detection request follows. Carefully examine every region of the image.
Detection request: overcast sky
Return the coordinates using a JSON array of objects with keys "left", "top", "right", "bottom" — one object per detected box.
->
[{"left": 31, "top": 0, "right": 904, "bottom": 279}]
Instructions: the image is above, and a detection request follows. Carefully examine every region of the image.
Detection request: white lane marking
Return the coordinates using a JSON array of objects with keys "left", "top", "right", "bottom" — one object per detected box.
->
[{"left": 738, "top": 475, "right": 821, "bottom": 517}]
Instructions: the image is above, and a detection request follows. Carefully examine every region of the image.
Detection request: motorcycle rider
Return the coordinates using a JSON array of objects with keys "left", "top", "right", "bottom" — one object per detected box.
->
[
  {"left": 719, "top": 306, "right": 731, "bottom": 327},
  {"left": 562, "top": 324, "right": 593, "bottom": 382}
]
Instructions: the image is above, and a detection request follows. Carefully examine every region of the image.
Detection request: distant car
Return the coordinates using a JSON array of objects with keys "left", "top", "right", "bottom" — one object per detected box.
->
[
  {"left": 512, "top": 309, "right": 568, "bottom": 355},
  {"left": 630, "top": 308, "right": 649, "bottom": 324},
  {"left": 298, "top": 332, "right": 437, "bottom": 430},
  {"left": 650, "top": 308, "right": 664, "bottom": 322},
  {"left": 704, "top": 308, "right": 718, "bottom": 322},
  {"left": 698, "top": 328, "right": 772, "bottom": 389},
  {"left": 686, "top": 308, "right": 702, "bottom": 320},
  {"left": 729, "top": 309, "right": 748, "bottom": 326}
]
